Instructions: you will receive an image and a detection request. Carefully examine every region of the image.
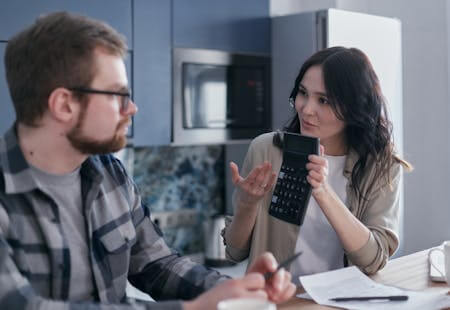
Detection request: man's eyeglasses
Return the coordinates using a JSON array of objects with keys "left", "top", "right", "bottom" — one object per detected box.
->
[{"left": 69, "top": 87, "right": 132, "bottom": 112}]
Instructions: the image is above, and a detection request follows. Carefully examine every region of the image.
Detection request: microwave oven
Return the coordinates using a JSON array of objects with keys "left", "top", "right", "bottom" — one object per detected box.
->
[{"left": 172, "top": 48, "right": 271, "bottom": 145}]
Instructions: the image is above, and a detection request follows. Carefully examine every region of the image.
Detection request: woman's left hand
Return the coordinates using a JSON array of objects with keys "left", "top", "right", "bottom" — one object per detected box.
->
[{"left": 306, "top": 145, "right": 330, "bottom": 197}]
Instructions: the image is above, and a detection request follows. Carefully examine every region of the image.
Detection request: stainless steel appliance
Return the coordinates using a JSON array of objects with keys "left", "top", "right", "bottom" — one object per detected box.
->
[
  {"left": 173, "top": 48, "right": 271, "bottom": 145},
  {"left": 272, "top": 9, "right": 403, "bottom": 154},
  {"left": 272, "top": 8, "right": 404, "bottom": 254},
  {"left": 203, "top": 215, "right": 235, "bottom": 267}
]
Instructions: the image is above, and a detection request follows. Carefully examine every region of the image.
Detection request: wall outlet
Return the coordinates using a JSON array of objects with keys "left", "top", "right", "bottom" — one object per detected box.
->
[{"left": 151, "top": 209, "right": 198, "bottom": 229}]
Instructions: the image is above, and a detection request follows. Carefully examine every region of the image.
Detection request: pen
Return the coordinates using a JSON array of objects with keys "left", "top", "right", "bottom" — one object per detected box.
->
[
  {"left": 263, "top": 251, "right": 302, "bottom": 280},
  {"left": 330, "top": 295, "right": 409, "bottom": 302}
]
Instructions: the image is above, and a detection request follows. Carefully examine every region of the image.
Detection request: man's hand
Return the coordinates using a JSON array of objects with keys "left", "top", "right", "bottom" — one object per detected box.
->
[
  {"left": 183, "top": 273, "right": 267, "bottom": 310},
  {"left": 183, "top": 253, "right": 296, "bottom": 310},
  {"left": 247, "top": 252, "right": 296, "bottom": 303}
]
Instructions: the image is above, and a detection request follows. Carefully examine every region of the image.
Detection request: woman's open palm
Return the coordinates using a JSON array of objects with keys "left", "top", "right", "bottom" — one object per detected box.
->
[{"left": 230, "top": 161, "right": 277, "bottom": 208}]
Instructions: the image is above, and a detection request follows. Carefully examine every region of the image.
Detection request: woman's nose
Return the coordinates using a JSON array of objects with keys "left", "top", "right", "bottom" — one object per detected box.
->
[{"left": 300, "top": 98, "right": 315, "bottom": 115}]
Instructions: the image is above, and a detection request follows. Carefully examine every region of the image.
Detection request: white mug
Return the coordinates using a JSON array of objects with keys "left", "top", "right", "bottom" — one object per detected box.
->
[
  {"left": 428, "top": 241, "right": 450, "bottom": 285},
  {"left": 217, "top": 298, "right": 276, "bottom": 310}
]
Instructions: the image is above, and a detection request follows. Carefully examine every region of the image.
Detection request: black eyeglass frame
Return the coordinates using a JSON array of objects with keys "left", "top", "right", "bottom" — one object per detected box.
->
[{"left": 68, "top": 87, "right": 132, "bottom": 112}]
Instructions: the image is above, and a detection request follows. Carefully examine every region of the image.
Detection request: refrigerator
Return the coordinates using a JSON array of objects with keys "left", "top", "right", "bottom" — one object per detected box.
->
[{"left": 271, "top": 8, "right": 404, "bottom": 255}]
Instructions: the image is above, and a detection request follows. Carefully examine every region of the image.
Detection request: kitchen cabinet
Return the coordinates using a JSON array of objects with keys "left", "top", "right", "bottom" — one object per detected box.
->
[
  {"left": 132, "top": 0, "right": 171, "bottom": 146},
  {"left": 0, "top": 1, "right": 270, "bottom": 145},
  {"left": 0, "top": 43, "right": 14, "bottom": 134},
  {"left": 0, "top": 0, "right": 170, "bottom": 146},
  {"left": 0, "top": 1, "right": 132, "bottom": 43},
  {"left": 135, "top": 0, "right": 270, "bottom": 145},
  {"left": 173, "top": 0, "right": 270, "bottom": 54}
]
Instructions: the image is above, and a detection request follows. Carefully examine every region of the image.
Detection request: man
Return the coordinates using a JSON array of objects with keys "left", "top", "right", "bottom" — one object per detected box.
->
[{"left": 0, "top": 11, "right": 296, "bottom": 310}]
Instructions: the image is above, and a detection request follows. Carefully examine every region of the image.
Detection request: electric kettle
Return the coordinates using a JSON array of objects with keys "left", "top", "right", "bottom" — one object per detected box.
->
[{"left": 203, "top": 215, "right": 236, "bottom": 267}]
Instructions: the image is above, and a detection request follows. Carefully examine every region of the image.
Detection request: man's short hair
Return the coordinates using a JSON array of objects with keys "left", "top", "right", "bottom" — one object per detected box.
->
[{"left": 4, "top": 11, "right": 128, "bottom": 127}]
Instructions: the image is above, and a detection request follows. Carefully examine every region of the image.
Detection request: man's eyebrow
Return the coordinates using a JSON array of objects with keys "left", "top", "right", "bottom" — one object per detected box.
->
[
  {"left": 118, "top": 86, "right": 131, "bottom": 93},
  {"left": 106, "top": 83, "right": 130, "bottom": 93}
]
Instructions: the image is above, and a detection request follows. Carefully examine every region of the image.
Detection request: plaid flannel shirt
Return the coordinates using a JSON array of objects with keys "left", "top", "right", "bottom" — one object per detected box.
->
[{"left": 0, "top": 126, "right": 229, "bottom": 310}]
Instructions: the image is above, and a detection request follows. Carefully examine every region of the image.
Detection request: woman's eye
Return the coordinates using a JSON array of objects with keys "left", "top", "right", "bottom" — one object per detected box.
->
[
  {"left": 298, "top": 88, "right": 307, "bottom": 96},
  {"left": 319, "top": 97, "right": 328, "bottom": 105}
]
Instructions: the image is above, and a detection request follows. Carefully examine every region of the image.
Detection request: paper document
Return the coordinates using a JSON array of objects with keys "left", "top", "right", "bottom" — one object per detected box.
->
[{"left": 299, "top": 266, "right": 450, "bottom": 309}]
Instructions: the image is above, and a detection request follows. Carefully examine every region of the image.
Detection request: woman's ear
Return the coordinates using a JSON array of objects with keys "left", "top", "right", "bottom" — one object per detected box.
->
[{"left": 47, "top": 87, "right": 78, "bottom": 123}]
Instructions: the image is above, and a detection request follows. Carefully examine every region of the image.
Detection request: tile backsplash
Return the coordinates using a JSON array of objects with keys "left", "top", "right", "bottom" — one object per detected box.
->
[{"left": 132, "top": 144, "right": 225, "bottom": 254}]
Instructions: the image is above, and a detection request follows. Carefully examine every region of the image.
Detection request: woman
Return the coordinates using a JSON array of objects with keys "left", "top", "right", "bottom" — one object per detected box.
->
[{"left": 222, "top": 47, "right": 412, "bottom": 280}]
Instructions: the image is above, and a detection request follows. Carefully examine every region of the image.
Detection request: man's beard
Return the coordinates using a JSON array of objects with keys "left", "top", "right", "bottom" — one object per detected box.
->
[{"left": 67, "top": 110, "right": 129, "bottom": 155}]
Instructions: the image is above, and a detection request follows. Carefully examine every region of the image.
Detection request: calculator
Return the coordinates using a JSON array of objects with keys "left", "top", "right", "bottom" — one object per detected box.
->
[{"left": 269, "top": 132, "right": 319, "bottom": 226}]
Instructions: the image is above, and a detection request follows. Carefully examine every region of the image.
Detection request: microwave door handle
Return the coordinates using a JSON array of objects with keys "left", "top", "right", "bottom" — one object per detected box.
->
[
  {"left": 184, "top": 95, "right": 193, "bottom": 128},
  {"left": 207, "top": 119, "right": 236, "bottom": 127}
]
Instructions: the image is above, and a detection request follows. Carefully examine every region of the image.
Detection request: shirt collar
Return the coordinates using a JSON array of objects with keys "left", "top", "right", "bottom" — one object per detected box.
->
[{"left": 0, "top": 124, "right": 104, "bottom": 194}]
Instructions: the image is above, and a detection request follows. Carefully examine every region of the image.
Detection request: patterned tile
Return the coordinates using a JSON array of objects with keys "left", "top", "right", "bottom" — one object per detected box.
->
[{"left": 133, "top": 145, "right": 225, "bottom": 254}]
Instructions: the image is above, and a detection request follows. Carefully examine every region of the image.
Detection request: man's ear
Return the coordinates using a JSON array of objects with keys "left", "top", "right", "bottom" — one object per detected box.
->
[{"left": 47, "top": 87, "right": 78, "bottom": 123}]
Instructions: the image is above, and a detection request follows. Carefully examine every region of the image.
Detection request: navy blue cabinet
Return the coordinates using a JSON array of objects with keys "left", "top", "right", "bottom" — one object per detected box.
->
[
  {"left": 133, "top": 0, "right": 270, "bottom": 145},
  {"left": 0, "top": 1, "right": 270, "bottom": 144},
  {"left": 132, "top": 0, "right": 171, "bottom": 146},
  {"left": 0, "top": 42, "right": 14, "bottom": 133},
  {"left": 0, "top": 1, "right": 132, "bottom": 43},
  {"left": 0, "top": 0, "right": 170, "bottom": 146},
  {"left": 173, "top": 0, "right": 270, "bottom": 54}
]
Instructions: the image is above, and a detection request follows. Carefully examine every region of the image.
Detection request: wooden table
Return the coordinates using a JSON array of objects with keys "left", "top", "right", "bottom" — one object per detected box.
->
[{"left": 278, "top": 248, "right": 449, "bottom": 309}]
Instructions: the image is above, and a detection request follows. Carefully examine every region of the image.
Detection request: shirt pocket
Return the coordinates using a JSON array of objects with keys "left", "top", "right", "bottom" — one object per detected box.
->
[
  {"left": 99, "top": 220, "right": 137, "bottom": 254},
  {"left": 97, "top": 220, "right": 136, "bottom": 301}
]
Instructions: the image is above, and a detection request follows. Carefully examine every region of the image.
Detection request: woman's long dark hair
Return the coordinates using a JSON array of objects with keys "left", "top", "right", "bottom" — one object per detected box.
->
[{"left": 274, "top": 47, "right": 411, "bottom": 197}]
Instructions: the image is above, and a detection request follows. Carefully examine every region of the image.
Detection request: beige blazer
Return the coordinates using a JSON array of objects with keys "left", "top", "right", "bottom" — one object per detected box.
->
[{"left": 223, "top": 132, "right": 402, "bottom": 275}]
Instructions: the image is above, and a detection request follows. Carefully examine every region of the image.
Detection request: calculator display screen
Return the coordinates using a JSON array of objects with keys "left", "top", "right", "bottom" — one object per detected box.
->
[{"left": 284, "top": 134, "right": 317, "bottom": 154}]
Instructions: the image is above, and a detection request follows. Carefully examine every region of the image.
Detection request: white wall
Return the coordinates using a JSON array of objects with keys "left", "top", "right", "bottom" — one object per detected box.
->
[
  {"left": 270, "top": 0, "right": 450, "bottom": 255},
  {"left": 367, "top": 0, "right": 450, "bottom": 255}
]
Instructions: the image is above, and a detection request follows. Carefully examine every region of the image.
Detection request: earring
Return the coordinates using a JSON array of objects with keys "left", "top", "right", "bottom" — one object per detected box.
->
[{"left": 288, "top": 97, "right": 295, "bottom": 108}]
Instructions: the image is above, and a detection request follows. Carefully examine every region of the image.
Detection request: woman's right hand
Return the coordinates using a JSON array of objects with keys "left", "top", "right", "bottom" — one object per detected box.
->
[{"left": 230, "top": 161, "right": 277, "bottom": 210}]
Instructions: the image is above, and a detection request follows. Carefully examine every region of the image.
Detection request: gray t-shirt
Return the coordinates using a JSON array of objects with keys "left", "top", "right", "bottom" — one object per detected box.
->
[
  {"left": 30, "top": 165, "right": 95, "bottom": 301},
  {"left": 290, "top": 155, "right": 347, "bottom": 283}
]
